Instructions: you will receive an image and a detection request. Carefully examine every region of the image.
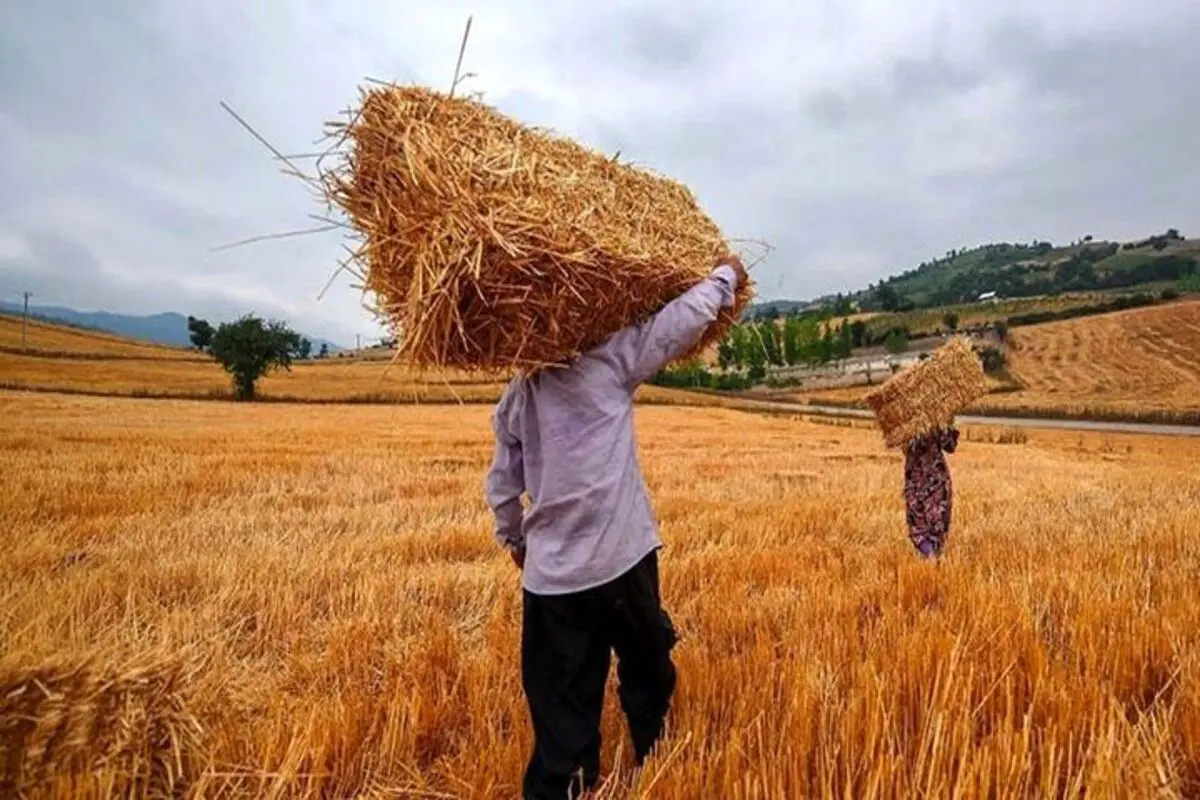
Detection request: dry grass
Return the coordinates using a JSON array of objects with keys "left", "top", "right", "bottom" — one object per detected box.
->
[
  {"left": 318, "top": 84, "right": 751, "bottom": 372},
  {"left": 0, "top": 351, "right": 741, "bottom": 410},
  {"left": 981, "top": 300, "right": 1200, "bottom": 417},
  {"left": 0, "top": 314, "right": 202, "bottom": 360},
  {"left": 4, "top": 391, "right": 1200, "bottom": 797}
]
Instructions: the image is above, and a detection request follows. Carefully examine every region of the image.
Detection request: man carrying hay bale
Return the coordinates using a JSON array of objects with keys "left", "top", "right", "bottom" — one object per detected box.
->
[{"left": 485, "top": 256, "right": 747, "bottom": 799}]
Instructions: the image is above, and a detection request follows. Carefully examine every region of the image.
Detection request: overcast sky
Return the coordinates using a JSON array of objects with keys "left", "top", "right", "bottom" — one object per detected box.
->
[{"left": 1, "top": 1, "right": 1197, "bottom": 346}]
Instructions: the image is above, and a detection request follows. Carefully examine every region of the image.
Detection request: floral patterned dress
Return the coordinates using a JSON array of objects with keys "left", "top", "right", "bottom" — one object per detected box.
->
[{"left": 903, "top": 427, "right": 959, "bottom": 558}]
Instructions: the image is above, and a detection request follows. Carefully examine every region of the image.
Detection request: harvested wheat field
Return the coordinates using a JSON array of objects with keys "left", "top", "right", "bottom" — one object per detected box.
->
[
  {"left": 984, "top": 300, "right": 1200, "bottom": 418},
  {"left": 0, "top": 350, "right": 508, "bottom": 403},
  {"left": 0, "top": 314, "right": 203, "bottom": 360},
  {"left": 4, "top": 390, "right": 1200, "bottom": 797},
  {"left": 0, "top": 350, "right": 747, "bottom": 410},
  {"left": 797, "top": 302, "right": 1200, "bottom": 424}
]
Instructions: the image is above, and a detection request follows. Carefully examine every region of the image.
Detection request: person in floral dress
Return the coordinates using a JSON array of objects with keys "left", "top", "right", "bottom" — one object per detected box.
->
[{"left": 903, "top": 426, "right": 959, "bottom": 558}]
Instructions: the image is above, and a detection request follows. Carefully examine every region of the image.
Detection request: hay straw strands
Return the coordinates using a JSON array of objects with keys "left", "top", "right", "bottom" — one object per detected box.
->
[
  {"left": 208, "top": 224, "right": 343, "bottom": 254},
  {"left": 864, "top": 336, "right": 990, "bottom": 448},
  {"left": 219, "top": 101, "right": 319, "bottom": 192},
  {"left": 448, "top": 15, "right": 474, "bottom": 98},
  {"left": 0, "top": 649, "right": 206, "bottom": 796},
  {"left": 313, "top": 84, "right": 755, "bottom": 373}
]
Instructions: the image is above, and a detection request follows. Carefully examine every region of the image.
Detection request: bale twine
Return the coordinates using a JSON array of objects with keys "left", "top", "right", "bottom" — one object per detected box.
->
[
  {"left": 0, "top": 649, "right": 206, "bottom": 797},
  {"left": 317, "top": 84, "right": 754, "bottom": 373},
  {"left": 864, "top": 337, "right": 990, "bottom": 448}
]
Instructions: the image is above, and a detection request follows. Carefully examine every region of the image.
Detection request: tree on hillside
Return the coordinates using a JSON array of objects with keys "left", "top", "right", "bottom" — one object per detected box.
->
[
  {"left": 208, "top": 314, "right": 302, "bottom": 401},
  {"left": 742, "top": 325, "right": 768, "bottom": 376},
  {"left": 781, "top": 317, "right": 803, "bottom": 366},
  {"left": 716, "top": 334, "right": 738, "bottom": 370},
  {"left": 875, "top": 284, "right": 902, "bottom": 312},
  {"left": 836, "top": 321, "right": 854, "bottom": 358},
  {"left": 942, "top": 311, "right": 960, "bottom": 332},
  {"left": 187, "top": 316, "right": 215, "bottom": 351},
  {"left": 724, "top": 326, "right": 744, "bottom": 369},
  {"left": 758, "top": 321, "right": 784, "bottom": 366},
  {"left": 849, "top": 320, "right": 868, "bottom": 349},
  {"left": 818, "top": 326, "right": 835, "bottom": 363}
]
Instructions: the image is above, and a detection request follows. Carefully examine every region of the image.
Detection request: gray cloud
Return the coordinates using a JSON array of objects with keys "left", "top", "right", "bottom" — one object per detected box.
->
[{"left": 1, "top": 0, "right": 1198, "bottom": 346}]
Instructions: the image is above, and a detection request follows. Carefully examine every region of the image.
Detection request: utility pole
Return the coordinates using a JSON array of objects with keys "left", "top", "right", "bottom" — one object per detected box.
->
[{"left": 20, "top": 291, "right": 32, "bottom": 352}]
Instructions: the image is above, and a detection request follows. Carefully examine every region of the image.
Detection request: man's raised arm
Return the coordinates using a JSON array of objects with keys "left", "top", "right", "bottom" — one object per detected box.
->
[{"left": 602, "top": 258, "right": 745, "bottom": 388}]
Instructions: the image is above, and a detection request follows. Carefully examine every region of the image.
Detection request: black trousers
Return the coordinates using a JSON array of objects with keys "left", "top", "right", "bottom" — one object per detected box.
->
[{"left": 521, "top": 550, "right": 678, "bottom": 800}]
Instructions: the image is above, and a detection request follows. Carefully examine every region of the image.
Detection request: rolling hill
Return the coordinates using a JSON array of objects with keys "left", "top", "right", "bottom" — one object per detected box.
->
[
  {"left": 852, "top": 230, "right": 1199, "bottom": 311},
  {"left": 743, "top": 228, "right": 1199, "bottom": 320},
  {"left": 0, "top": 314, "right": 741, "bottom": 408},
  {"left": 983, "top": 299, "right": 1200, "bottom": 418},
  {"left": 794, "top": 300, "right": 1200, "bottom": 424},
  {"left": 0, "top": 313, "right": 203, "bottom": 359}
]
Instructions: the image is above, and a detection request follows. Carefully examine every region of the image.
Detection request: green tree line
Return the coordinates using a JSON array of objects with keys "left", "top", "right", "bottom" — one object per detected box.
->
[{"left": 717, "top": 317, "right": 858, "bottom": 377}]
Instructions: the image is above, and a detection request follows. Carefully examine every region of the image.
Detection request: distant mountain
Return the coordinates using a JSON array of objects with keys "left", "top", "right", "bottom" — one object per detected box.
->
[
  {"left": 743, "top": 299, "right": 820, "bottom": 319},
  {"left": 0, "top": 302, "right": 346, "bottom": 353}
]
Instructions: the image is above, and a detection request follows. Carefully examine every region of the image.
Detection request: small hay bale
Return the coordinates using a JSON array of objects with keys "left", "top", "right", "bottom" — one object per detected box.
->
[
  {"left": 0, "top": 649, "right": 206, "bottom": 797},
  {"left": 317, "top": 84, "right": 754, "bottom": 373},
  {"left": 863, "top": 337, "right": 990, "bottom": 448}
]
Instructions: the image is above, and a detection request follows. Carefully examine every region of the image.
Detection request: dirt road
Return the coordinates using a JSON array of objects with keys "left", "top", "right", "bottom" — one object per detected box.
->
[{"left": 726, "top": 397, "right": 1200, "bottom": 438}]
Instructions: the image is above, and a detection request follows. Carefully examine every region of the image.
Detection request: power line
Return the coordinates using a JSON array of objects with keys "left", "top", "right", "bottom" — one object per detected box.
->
[{"left": 20, "top": 291, "right": 32, "bottom": 352}]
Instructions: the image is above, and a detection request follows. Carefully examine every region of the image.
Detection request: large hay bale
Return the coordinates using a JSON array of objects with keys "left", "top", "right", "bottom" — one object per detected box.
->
[
  {"left": 0, "top": 649, "right": 206, "bottom": 797},
  {"left": 864, "top": 337, "right": 990, "bottom": 448},
  {"left": 318, "top": 84, "right": 754, "bottom": 372}
]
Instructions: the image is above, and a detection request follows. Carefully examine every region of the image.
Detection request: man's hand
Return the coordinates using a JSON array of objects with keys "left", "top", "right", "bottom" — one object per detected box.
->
[
  {"left": 509, "top": 544, "right": 526, "bottom": 570},
  {"left": 715, "top": 253, "right": 749, "bottom": 289}
]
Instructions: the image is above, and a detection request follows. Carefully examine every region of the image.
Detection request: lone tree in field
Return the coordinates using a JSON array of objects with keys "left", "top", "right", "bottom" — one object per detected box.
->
[
  {"left": 208, "top": 314, "right": 301, "bottom": 401},
  {"left": 187, "top": 316, "right": 215, "bottom": 351},
  {"left": 942, "top": 311, "right": 959, "bottom": 332}
]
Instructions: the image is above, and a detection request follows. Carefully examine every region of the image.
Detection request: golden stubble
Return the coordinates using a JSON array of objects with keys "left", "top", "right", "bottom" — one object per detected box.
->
[{"left": 2, "top": 391, "right": 1200, "bottom": 797}]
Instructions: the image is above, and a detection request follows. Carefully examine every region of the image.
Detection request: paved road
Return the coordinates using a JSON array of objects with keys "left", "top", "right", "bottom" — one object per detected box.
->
[{"left": 724, "top": 398, "right": 1200, "bottom": 438}]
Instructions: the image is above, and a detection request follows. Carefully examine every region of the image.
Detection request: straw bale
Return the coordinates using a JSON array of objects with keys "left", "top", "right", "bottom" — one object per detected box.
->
[
  {"left": 0, "top": 649, "right": 206, "bottom": 796},
  {"left": 318, "top": 84, "right": 754, "bottom": 372},
  {"left": 863, "top": 337, "right": 990, "bottom": 448}
]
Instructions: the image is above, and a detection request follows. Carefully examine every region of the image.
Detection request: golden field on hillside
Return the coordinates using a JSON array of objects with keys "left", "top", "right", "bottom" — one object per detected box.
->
[
  {"left": 4, "top": 302, "right": 1200, "bottom": 424},
  {"left": 798, "top": 301, "right": 1200, "bottom": 423},
  {"left": 0, "top": 349, "right": 507, "bottom": 402},
  {"left": 0, "top": 318, "right": 707, "bottom": 406},
  {"left": 987, "top": 300, "right": 1200, "bottom": 417},
  {"left": 0, "top": 351, "right": 745, "bottom": 410},
  {"left": 4, "top": 391, "right": 1200, "bottom": 797},
  {"left": 0, "top": 314, "right": 203, "bottom": 360}
]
